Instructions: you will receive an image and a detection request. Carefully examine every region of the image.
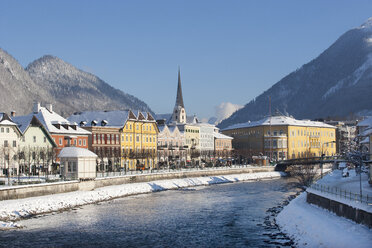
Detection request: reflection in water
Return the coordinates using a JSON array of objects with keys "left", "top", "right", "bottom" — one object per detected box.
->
[{"left": 0, "top": 179, "right": 298, "bottom": 247}]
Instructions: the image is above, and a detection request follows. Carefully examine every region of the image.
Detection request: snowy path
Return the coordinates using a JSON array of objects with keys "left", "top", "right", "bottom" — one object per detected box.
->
[
  {"left": 0, "top": 171, "right": 284, "bottom": 230},
  {"left": 277, "top": 180, "right": 372, "bottom": 247}
]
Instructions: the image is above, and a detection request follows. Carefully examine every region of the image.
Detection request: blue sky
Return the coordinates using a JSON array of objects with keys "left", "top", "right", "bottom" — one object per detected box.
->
[{"left": 1, "top": 1, "right": 372, "bottom": 120}]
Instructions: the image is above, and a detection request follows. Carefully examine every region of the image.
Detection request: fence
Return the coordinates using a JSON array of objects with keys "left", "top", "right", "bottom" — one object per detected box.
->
[
  {"left": 309, "top": 183, "right": 371, "bottom": 205},
  {"left": 96, "top": 164, "right": 257, "bottom": 178}
]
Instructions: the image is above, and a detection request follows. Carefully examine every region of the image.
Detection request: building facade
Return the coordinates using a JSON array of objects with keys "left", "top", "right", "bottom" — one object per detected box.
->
[
  {"left": 214, "top": 131, "right": 233, "bottom": 159},
  {"left": 0, "top": 113, "right": 21, "bottom": 177},
  {"left": 222, "top": 115, "right": 336, "bottom": 161},
  {"left": 20, "top": 103, "right": 91, "bottom": 160},
  {"left": 69, "top": 110, "right": 158, "bottom": 171},
  {"left": 13, "top": 115, "right": 57, "bottom": 175},
  {"left": 198, "top": 123, "right": 215, "bottom": 161},
  {"left": 157, "top": 123, "right": 185, "bottom": 167}
]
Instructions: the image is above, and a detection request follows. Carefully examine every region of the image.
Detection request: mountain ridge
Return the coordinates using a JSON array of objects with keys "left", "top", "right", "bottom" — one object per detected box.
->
[
  {"left": 0, "top": 49, "right": 153, "bottom": 117},
  {"left": 218, "top": 18, "right": 372, "bottom": 129}
]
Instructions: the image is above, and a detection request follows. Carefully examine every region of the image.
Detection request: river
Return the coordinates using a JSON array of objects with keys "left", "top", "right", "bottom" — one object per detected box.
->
[{"left": 0, "top": 178, "right": 298, "bottom": 247}]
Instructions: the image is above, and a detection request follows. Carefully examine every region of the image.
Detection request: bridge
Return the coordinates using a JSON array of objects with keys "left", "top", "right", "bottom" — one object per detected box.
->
[{"left": 275, "top": 155, "right": 346, "bottom": 171}]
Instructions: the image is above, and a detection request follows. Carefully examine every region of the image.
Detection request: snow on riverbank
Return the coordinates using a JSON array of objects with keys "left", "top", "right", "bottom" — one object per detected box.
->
[
  {"left": 0, "top": 171, "right": 284, "bottom": 229},
  {"left": 276, "top": 191, "right": 372, "bottom": 248}
]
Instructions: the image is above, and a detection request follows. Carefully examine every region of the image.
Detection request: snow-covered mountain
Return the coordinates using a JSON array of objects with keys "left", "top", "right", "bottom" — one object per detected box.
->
[
  {"left": 218, "top": 18, "right": 372, "bottom": 129},
  {"left": 0, "top": 49, "right": 53, "bottom": 115},
  {"left": 0, "top": 49, "right": 152, "bottom": 116},
  {"left": 26, "top": 55, "right": 152, "bottom": 116}
]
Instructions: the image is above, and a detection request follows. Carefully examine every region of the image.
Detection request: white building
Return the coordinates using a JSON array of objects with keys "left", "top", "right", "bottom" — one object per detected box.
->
[
  {"left": 59, "top": 147, "right": 97, "bottom": 180},
  {"left": 0, "top": 113, "right": 21, "bottom": 177},
  {"left": 198, "top": 122, "right": 215, "bottom": 158}
]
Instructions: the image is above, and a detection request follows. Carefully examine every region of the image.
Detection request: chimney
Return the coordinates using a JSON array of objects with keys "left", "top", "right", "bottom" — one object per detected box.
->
[
  {"left": 46, "top": 103, "right": 53, "bottom": 112},
  {"left": 10, "top": 111, "right": 16, "bottom": 117},
  {"left": 33, "top": 102, "right": 41, "bottom": 114}
]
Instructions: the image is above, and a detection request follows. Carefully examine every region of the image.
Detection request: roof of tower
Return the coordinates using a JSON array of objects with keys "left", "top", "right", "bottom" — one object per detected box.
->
[{"left": 175, "top": 68, "right": 185, "bottom": 108}]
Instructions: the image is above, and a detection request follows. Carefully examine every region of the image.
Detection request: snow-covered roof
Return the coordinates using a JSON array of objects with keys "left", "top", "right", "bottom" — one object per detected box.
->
[
  {"left": 155, "top": 113, "right": 172, "bottom": 122},
  {"left": 360, "top": 136, "right": 370, "bottom": 144},
  {"left": 68, "top": 110, "right": 156, "bottom": 128},
  {"left": 58, "top": 147, "right": 97, "bottom": 158},
  {"left": 214, "top": 132, "right": 233, "bottom": 140},
  {"left": 357, "top": 116, "right": 372, "bottom": 127},
  {"left": 222, "top": 115, "right": 336, "bottom": 131},
  {"left": 0, "top": 113, "right": 18, "bottom": 126},
  {"left": 17, "top": 107, "right": 91, "bottom": 135}
]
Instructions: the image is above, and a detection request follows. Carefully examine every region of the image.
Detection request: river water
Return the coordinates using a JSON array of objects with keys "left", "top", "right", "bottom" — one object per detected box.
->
[{"left": 0, "top": 178, "right": 298, "bottom": 247}]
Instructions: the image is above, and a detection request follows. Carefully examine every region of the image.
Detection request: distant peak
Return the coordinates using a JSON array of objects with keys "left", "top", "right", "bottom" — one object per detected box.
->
[{"left": 359, "top": 17, "right": 372, "bottom": 31}]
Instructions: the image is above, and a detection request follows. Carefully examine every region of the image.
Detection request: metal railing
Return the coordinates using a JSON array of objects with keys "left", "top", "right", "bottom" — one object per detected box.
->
[
  {"left": 96, "top": 164, "right": 260, "bottom": 178},
  {"left": 309, "top": 183, "right": 372, "bottom": 205}
]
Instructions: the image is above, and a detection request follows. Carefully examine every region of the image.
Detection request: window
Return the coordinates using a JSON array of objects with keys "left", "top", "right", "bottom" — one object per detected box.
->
[
  {"left": 44, "top": 137, "right": 47, "bottom": 143},
  {"left": 79, "top": 139, "right": 82, "bottom": 146},
  {"left": 0, "top": 128, "right": 3, "bottom": 132},
  {"left": 68, "top": 161, "right": 77, "bottom": 172},
  {"left": 6, "top": 128, "right": 9, "bottom": 133},
  {"left": 83, "top": 139, "right": 86, "bottom": 146},
  {"left": 136, "top": 124, "right": 139, "bottom": 130},
  {"left": 33, "top": 136, "right": 36, "bottom": 143},
  {"left": 93, "top": 134, "right": 96, "bottom": 144},
  {"left": 4, "top": 140, "right": 8, "bottom": 147},
  {"left": 13, "top": 140, "right": 16, "bottom": 147},
  {"left": 136, "top": 135, "right": 139, "bottom": 142}
]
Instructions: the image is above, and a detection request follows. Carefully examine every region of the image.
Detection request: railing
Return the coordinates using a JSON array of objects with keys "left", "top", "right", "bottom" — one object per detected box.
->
[
  {"left": 309, "top": 183, "right": 371, "bottom": 205},
  {"left": 96, "top": 164, "right": 261, "bottom": 178}
]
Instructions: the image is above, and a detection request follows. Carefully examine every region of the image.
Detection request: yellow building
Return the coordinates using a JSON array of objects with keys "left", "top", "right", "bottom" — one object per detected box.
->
[
  {"left": 121, "top": 111, "right": 158, "bottom": 170},
  {"left": 68, "top": 110, "right": 158, "bottom": 171},
  {"left": 221, "top": 115, "right": 336, "bottom": 161}
]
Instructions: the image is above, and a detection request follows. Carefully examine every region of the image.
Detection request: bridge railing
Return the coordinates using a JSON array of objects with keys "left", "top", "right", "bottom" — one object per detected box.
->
[{"left": 309, "top": 183, "right": 371, "bottom": 206}]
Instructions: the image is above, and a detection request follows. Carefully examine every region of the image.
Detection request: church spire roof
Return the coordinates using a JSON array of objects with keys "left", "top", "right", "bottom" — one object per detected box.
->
[{"left": 175, "top": 67, "right": 185, "bottom": 108}]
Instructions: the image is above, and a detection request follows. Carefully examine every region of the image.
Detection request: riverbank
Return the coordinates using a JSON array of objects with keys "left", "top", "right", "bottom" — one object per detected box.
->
[
  {"left": 0, "top": 166, "right": 275, "bottom": 201},
  {"left": 276, "top": 171, "right": 372, "bottom": 247},
  {"left": 0, "top": 171, "right": 284, "bottom": 230}
]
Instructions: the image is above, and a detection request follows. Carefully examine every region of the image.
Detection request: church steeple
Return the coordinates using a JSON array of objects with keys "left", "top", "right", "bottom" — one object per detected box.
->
[
  {"left": 175, "top": 67, "right": 185, "bottom": 108},
  {"left": 172, "top": 67, "right": 187, "bottom": 124}
]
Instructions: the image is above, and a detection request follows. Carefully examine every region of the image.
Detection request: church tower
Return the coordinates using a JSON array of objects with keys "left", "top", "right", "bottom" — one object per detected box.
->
[{"left": 171, "top": 68, "right": 187, "bottom": 124}]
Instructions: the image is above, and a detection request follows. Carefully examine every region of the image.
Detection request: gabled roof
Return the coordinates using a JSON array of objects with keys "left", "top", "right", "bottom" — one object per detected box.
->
[
  {"left": 222, "top": 115, "right": 336, "bottom": 131},
  {"left": 0, "top": 113, "right": 18, "bottom": 126},
  {"left": 13, "top": 115, "right": 57, "bottom": 147},
  {"left": 19, "top": 107, "right": 90, "bottom": 135},
  {"left": 357, "top": 116, "right": 372, "bottom": 127}
]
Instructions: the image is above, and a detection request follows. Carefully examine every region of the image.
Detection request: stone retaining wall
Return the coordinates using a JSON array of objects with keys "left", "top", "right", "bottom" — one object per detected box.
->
[
  {"left": 0, "top": 167, "right": 275, "bottom": 201},
  {"left": 307, "top": 192, "right": 372, "bottom": 228}
]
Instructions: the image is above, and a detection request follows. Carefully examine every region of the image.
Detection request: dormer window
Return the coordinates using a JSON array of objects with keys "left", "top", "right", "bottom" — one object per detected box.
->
[
  {"left": 80, "top": 121, "right": 87, "bottom": 127},
  {"left": 101, "top": 120, "right": 108, "bottom": 126},
  {"left": 91, "top": 120, "right": 97, "bottom": 126}
]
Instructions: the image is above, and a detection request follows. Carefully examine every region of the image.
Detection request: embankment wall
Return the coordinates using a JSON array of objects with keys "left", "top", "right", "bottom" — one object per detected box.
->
[
  {"left": 0, "top": 167, "right": 275, "bottom": 201},
  {"left": 307, "top": 192, "right": 372, "bottom": 228}
]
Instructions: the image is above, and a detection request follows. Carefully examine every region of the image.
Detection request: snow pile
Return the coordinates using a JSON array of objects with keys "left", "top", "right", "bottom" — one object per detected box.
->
[
  {"left": 0, "top": 221, "right": 22, "bottom": 230},
  {"left": 0, "top": 172, "right": 283, "bottom": 228},
  {"left": 276, "top": 192, "right": 372, "bottom": 248}
]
